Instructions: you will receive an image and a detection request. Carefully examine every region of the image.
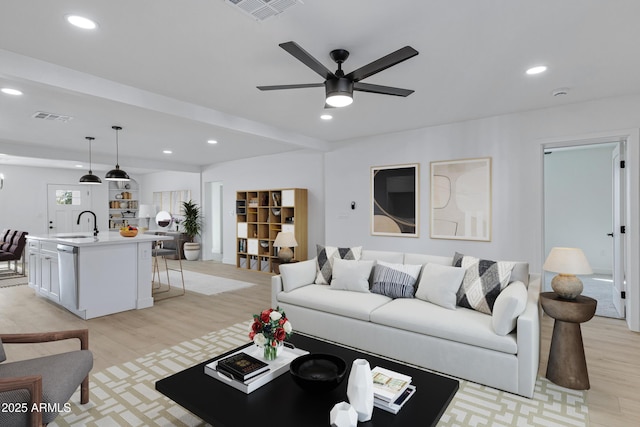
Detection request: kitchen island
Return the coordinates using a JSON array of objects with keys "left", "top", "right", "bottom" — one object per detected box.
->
[{"left": 26, "top": 232, "right": 173, "bottom": 320}]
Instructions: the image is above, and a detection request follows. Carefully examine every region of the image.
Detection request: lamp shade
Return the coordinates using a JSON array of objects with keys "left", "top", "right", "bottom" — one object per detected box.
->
[
  {"left": 137, "top": 204, "right": 155, "bottom": 219},
  {"left": 105, "top": 125, "right": 130, "bottom": 181},
  {"left": 543, "top": 247, "right": 593, "bottom": 275},
  {"left": 274, "top": 232, "right": 298, "bottom": 248}
]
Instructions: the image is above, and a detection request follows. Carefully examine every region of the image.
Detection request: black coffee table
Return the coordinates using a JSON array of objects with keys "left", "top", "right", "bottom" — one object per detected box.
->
[{"left": 156, "top": 334, "right": 459, "bottom": 427}]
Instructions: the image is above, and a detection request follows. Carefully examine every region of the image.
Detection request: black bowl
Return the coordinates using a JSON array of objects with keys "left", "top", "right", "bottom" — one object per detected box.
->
[{"left": 289, "top": 353, "right": 347, "bottom": 392}]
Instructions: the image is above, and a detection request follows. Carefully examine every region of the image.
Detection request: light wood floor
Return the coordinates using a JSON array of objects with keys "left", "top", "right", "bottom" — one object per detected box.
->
[{"left": 1, "top": 262, "right": 638, "bottom": 426}]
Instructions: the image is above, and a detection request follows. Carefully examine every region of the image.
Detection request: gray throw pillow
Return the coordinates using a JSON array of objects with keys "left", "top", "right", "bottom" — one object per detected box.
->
[{"left": 371, "top": 261, "right": 422, "bottom": 299}]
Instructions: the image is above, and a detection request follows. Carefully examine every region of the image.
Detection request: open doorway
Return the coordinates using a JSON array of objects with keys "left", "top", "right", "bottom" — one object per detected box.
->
[{"left": 543, "top": 141, "right": 625, "bottom": 319}]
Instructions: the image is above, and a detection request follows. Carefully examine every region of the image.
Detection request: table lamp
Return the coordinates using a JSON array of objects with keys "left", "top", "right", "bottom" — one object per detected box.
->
[
  {"left": 274, "top": 232, "right": 298, "bottom": 263},
  {"left": 137, "top": 204, "right": 155, "bottom": 232},
  {"left": 543, "top": 247, "right": 593, "bottom": 299}
]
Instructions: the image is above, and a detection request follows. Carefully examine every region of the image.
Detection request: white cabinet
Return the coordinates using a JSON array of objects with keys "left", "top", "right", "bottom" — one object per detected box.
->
[
  {"left": 108, "top": 180, "right": 139, "bottom": 230},
  {"left": 28, "top": 241, "right": 60, "bottom": 303}
]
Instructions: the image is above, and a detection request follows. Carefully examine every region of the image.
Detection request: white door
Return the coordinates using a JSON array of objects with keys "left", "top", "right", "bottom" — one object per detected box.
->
[
  {"left": 611, "top": 145, "right": 626, "bottom": 317},
  {"left": 47, "top": 185, "right": 93, "bottom": 234}
]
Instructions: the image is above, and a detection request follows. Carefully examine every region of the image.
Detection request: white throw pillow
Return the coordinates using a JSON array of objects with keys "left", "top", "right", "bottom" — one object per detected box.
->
[
  {"left": 280, "top": 258, "right": 317, "bottom": 292},
  {"left": 330, "top": 258, "right": 374, "bottom": 293},
  {"left": 415, "top": 263, "right": 465, "bottom": 309},
  {"left": 492, "top": 281, "right": 528, "bottom": 335}
]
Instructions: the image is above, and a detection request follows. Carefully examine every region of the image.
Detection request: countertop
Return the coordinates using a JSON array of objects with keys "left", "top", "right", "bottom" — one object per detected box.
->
[{"left": 27, "top": 231, "right": 172, "bottom": 247}]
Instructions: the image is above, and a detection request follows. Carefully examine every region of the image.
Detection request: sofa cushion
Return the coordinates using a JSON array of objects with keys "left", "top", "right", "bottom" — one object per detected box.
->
[
  {"left": 360, "top": 250, "right": 404, "bottom": 264},
  {"left": 414, "top": 263, "right": 465, "bottom": 309},
  {"left": 315, "top": 245, "right": 362, "bottom": 285},
  {"left": 371, "top": 261, "right": 422, "bottom": 299},
  {"left": 455, "top": 252, "right": 529, "bottom": 287},
  {"left": 330, "top": 259, "right": 374, "bottom": 293},
  {"left": 455, "top": 255, "right": 515, "bottom": 314},
  {"left": 277, "top": 284, "right": 392, "bottom": 321},
  {"left": 492, "top": 281, "right": 528, "bottom": 335},
  {"left": 369, "top": 298, "right": 518, "bottom": 354},
  {"left": 280, "top": 258, "right": 317, "bottom": 292}
]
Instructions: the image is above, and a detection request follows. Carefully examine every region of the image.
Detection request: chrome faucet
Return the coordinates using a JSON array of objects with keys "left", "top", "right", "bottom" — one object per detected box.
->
[{"left": 77, "top": 210, "right": 99, "bottom": 236}]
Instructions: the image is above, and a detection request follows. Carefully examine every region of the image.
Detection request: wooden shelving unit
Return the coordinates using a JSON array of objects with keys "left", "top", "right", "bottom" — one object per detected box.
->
[{"left": 236, "top": 188, "right": 307, "bottom": 274}]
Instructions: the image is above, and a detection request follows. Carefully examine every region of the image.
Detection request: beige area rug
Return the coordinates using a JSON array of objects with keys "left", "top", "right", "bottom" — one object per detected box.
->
[
  {"left": 0, "top": 275, "right": 28, "bottom": 288},
  {"left": 158, "top": 270, "right": 256, "bottom": 296},
  {"left": 51, "top": 322, "right": 588, "bottom": 427}
]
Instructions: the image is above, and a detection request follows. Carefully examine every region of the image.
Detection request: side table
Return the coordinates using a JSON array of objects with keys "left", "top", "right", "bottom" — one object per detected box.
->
[
  {"left": 540, "top": 292, "right": 597, "bottom": 390},
  {"left": 272, "top": 259, "right": 299, "bottom": 275}
]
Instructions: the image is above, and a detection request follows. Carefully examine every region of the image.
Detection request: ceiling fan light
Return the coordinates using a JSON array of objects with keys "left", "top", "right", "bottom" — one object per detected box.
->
[
  {"left": 326, "top": 94, "right": 353, "bottom": 108},
  {"left": 325, "top": 78, "right": 353, "bottom": 108}
]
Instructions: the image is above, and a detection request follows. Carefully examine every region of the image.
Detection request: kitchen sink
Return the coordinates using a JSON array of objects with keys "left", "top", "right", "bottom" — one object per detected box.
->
[{"left": 53, "top": 234, "right": 95, "bottom": 239}]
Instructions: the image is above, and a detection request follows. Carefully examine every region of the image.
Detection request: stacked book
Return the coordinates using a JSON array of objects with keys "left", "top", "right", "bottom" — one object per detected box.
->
[
  {"left": 204, "top": 344, "right": 308, "bottom": 394},
  {"left": 371, "top": 366, "right": 416, "bottom": 414}
]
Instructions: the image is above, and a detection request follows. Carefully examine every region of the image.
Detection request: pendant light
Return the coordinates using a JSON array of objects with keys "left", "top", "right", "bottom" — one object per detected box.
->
[
  {"left": 105, "top": 125, "right": 130, "bottom": 181},
  {"left": 79, "top": 136, "right": 102, "bottom": 184}
]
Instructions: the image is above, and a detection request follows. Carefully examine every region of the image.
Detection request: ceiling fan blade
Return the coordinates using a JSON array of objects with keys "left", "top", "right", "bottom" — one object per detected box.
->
[
  {"left": 354, "top": 82, "right": 414, "bottom": 97},
  {"left": 346, "top": 46, "right": 418, "bottom": 82},
  {"left": 279, "top": 41, "right": 336, "bottom": 80},
  {"left": 257, "top": 83, "right": 325, "bottom": 91}
]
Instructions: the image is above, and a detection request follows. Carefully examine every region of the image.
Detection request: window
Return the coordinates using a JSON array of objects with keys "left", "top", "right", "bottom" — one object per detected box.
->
[{"left": 56, "top": 190, "right": 81, "bottom": 205}]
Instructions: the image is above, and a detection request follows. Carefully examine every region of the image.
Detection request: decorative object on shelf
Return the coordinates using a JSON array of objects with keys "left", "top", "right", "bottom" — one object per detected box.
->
[
  {"left": 543, "top": 247, "right": 593, "bottom": 299},
  {"left": 289, "top": 353, "right": 347, "bottom": 392},
  {"left": 430, "top": 157, "right": 491, "bottom": 241},
  {"left": 137, "top": 204, "right": 155, "bottom": 232},
  {"left": 329, "top": 402, "right": 358, "bottom": 427},
  {"left": 79, "top": 136, "right": 102, "bottom": 184},
  {"left": 181, "top": 200, "right": 202, "bottom": 261},
  {"left": 274, "top": 232, "right": 297, "bottom": 263},
  {"left": 105, "top": 125, "right": 130, "bottom": 181},
  {"left": 371, "top": 163, "right": 419, "bottom": 237},
  {"left": 119, "top": 225, "right": 138, "bottom": 237},
  {"left": 346, "top": 358, "right": 374, "bottom": 422},
  {"left": 249, "top": 307, "right": 293, "bottom": 361}
]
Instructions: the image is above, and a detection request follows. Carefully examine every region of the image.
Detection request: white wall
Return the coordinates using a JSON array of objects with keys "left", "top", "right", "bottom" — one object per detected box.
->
[
  {"left": 324, "top": 94, "right": 640, "bottom": 331},
  {"left": 0, "top": 164, "right": 110, "bottom": 235},
  {"left": 201, "top": 149, "right": 325, "bottom": 265},
  {"left": 544, "top": 145, "right": 614, "bottom": 274}
]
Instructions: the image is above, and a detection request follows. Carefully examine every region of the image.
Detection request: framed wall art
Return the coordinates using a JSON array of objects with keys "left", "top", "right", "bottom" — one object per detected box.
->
[
  {"left": 371, "top": 163, "right": 419, "bottom": 237},
  {"left": 430, "top": 157, "right": 491, "bottom": 241}
]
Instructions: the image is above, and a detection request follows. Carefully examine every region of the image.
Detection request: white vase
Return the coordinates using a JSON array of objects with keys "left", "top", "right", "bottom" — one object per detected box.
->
[
  {"left": 330, "top": 401, "right": 358, "bottom": 427},
  {"left": 183, "top": 242, "right": 200, "bottom": 261},
  {"left": 346, "top": 359, "right": 374, "bottom": 422}
]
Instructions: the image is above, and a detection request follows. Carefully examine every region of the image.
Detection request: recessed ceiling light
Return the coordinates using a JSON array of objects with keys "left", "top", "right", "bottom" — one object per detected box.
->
[
  {"left": 526, "top": 65, "right": 547, "bottom": 75},
  {"left": 75, "top": 164, "right": 83, "bottom": 168},
  {"left": 163, "top": 150, "right": 172, "bottom": 154},
  {"left": 66, "top": 15, "right": 98, "bottom": 30},
  {"left": 320, "top": 114, "right": 333, "bottom": 120},
  {"left": 1, "top": 88, "right": 23, "bottom": 96},
  {"left": 207, "top": 139, "right": 218, "bottom": 144}
]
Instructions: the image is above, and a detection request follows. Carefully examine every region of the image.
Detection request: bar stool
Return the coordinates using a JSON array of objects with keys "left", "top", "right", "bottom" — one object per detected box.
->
[{"left": 152, "top": 233, "right": 185, "bottom": 298}]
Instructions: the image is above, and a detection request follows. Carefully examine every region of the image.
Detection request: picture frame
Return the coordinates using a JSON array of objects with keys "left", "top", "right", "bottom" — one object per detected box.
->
[
  {"left": 430, "top": 157, "right": 491, "bottom": 241},
  {"left": 371, "top": 163, "right": 419, "bottom": 237}
]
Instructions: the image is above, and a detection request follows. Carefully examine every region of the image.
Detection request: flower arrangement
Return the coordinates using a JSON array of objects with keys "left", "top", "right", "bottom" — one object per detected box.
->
[{"left": 249, "top": 307, "right": 293, "bottom": 360}]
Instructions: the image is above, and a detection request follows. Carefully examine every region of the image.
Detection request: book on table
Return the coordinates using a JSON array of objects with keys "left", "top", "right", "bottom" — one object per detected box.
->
[
  {"left": 371, "top": 366, "right": 412, "bottom": 402},
  {"left": 204, "top": 343, "right": 309, "bottom": 394},
  {"left": 374, "top": 384, "right": 416, "bottom": 414},
  {"left": 215, "top": 352, "right": 269, "bottom": 381}
]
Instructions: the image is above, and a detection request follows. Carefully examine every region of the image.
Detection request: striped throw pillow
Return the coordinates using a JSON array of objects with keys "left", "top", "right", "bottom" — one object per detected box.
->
[{"left": 371, "top": 261, "right": 422, "bottom": 298}]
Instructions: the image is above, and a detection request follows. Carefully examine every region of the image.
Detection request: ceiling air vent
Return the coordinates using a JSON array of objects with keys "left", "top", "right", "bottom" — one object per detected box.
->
[
  {"left": 226, "top": 0, "right": 300, "bottom": 21},
  {"left": 32, "top": 111, "right": 73, "bottom": 123}
]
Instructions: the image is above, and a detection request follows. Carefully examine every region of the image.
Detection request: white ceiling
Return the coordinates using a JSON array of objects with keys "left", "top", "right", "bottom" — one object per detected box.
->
[{"left": 1, "top": 0, "right": 640, "bottom": 174}]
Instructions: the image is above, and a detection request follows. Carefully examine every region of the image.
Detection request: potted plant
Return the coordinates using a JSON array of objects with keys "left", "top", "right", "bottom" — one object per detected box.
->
[{"left": 181, "top": 200, "right": 202, "bottom": 261}]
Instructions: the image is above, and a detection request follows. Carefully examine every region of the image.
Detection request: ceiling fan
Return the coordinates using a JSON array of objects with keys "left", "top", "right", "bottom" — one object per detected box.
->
[{"left": 257, "top": 41, "right": 419, "bottom": 108}]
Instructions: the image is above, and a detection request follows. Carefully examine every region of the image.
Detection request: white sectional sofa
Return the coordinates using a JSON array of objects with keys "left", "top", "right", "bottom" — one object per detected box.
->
[{"left": 271, "top": 249, "right": 541, "bottom": 398}]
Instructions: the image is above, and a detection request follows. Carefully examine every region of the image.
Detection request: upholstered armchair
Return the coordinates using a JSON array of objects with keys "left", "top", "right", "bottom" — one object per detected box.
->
[{"left": 0, "top": 329, "right": 93, "bottom": 426}]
